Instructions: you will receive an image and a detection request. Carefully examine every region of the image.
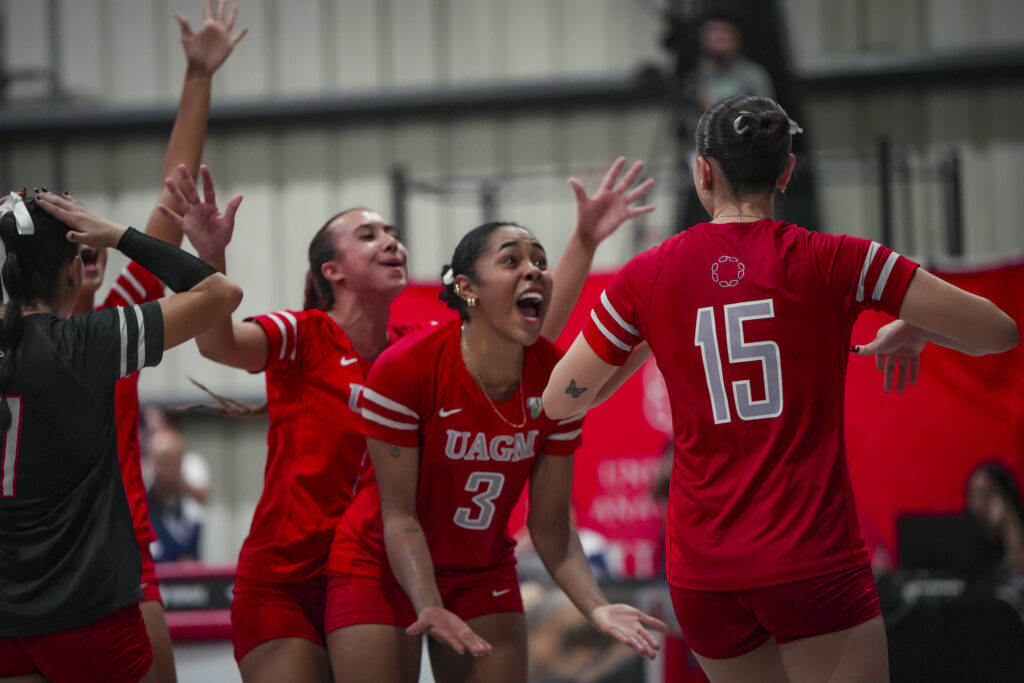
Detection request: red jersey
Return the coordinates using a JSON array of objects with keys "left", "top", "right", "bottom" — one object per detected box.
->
[
  {"left": 329, "top": 320, "right": 584, "bottom": 580},
  {"left": 582, "top": 221, "right": 919, "bottom": 590},
  {"left": 102, "top": 261, "right": 167, "bottom": 547},
  {"left": 237, "top": 309, "right": 414, "bottom": 582}
]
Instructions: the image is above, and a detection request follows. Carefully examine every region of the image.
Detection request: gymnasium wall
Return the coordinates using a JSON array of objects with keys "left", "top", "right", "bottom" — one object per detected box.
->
[{"left": 2, "top": 0, "right": 1023, "bottom": 563}]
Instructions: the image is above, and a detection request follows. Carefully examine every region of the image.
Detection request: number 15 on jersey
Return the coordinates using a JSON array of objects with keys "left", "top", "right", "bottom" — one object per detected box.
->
[{"left": 695, "top": 299, "right": 783, "bottom": 424}]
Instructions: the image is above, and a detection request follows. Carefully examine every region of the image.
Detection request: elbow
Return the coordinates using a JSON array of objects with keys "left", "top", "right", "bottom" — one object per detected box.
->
[
  {"left": 217, "top": 279, "right": 244, "bottom": 317},
  {"left": 541, "top": 386, "right": 571, "bottom": 420}
]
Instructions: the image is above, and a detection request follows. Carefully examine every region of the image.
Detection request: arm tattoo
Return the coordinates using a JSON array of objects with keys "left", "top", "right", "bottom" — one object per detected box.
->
[
  {"left": 565, "top": 379, "right": 587, "bottom": 398},
  {"left": 389, "top": 446, "right": 401, "bottom": 459}
]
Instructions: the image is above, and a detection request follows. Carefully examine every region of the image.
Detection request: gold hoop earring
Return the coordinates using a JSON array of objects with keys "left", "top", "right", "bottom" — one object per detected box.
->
[{"left": 467, "top": 297, "right": 477, "bottom": 308}]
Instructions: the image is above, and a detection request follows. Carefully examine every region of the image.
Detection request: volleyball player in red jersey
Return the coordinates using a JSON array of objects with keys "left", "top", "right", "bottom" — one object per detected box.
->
[
  {"left": 63, "top": 4, "right": 246, "bottom": 682},
  {"left": 189, "top": 157, "right": 654, "bottom": 681},
  {"left": 324, "top": 193, "right": 668, "bottom": 682},
  {"left": 543, "top": 94, "right": 1019, "bottom": 682}
]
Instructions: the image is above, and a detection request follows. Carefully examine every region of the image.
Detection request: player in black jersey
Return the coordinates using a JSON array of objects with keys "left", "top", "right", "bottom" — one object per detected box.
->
[{"left": 0, "top": 167, "right": 243, "bottom": 683}]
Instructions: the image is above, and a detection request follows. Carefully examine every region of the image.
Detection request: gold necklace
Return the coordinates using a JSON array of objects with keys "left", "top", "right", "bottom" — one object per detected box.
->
[{"left": 460, "top": 324, "right": 527, "bottom": 429}]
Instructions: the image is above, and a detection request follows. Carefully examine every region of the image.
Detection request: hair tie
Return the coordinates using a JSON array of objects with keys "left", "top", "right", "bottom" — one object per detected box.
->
[
  {"left": 733, "top": 111, "right": 754, "bottom": 135},
  {"left": 441, "top": 266, "right": 455, "bottom": 286},
  {"left": 0, "top": 192, "right": 35, "bottom": 304},
  {"left": 788, "top": 118, "right": 804, "bottom": 135}
]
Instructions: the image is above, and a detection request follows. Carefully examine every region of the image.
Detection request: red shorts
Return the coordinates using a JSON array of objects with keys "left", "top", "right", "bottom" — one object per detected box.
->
[
  {"left": 671, "top": 563, "right": 881, "bottom": 659},
  {"left": 324, "top": 564, "right": 523, "bottom": 633},
  {"left": 0, "top": 604, "right": 153, "bottom": 682},
  {"left": 139, "top": 541, "right": 163, "bottom": 604},
  {"left": 231, "top": 574, "right": 327, "bottom": 662}
]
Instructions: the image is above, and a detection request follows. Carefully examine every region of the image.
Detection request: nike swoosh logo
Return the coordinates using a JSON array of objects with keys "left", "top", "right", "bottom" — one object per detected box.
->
[
  {"left": 439, "top": 407, "right": 462, "bottom": 417},
  {"left": 492, "top": 589, "right": 512, "bottom": 597},
  {"left": 340, "top": 357, "right": 359, "bottom": 367}
]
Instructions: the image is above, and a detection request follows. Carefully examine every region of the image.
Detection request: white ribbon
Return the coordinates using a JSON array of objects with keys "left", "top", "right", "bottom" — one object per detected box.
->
[
  {"left": 788, "top": 119, "right": 804, "bottom": 135},
  {"left": 733, "top": 112, "right": 753, "bottom": 135},
  {"left": 0, "top": 192, "right": 36, "bottom": 304},
  {"left": 441, "top": 266, "right": 455, "bottom": 286}
]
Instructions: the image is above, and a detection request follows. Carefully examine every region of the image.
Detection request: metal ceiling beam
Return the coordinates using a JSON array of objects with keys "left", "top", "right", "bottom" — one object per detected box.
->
[{"left": 1, "top": 47, "right": 1022, "bottom": 138}]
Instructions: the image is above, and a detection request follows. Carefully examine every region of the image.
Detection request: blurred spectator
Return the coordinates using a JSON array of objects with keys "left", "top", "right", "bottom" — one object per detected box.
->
[
  {"left": 674, "top": 13, "right": 775, "bottom": 232},
  {"left": 147, "top": 428, "right": 204, "bottom": 563},
  {"left": 143, "top": 405, "right": 210, "bottom": 504},
  {"left": 966, "top": 462, "right": 1024, "bottom": 579}
]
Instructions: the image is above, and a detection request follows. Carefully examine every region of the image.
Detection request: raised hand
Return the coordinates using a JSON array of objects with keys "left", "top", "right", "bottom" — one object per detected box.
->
[
  {"left": 177, "top": 0, "right": 248, "bottom": 77},
  {"left": 569, "top": 157, "right": 655, "bottom": 251},
  {"left": 34, "top": 191, "right": 126, "bottom": 250},
  {"left": 590, "top": 603, "right": 669, "bottom": 660},
  {"left": 852, "top": 320, "right": 927, "bottom": 393},
  {"left": 406, "top": 606, "right": 492, "bottom": 657},
  {"left": 158, "top": 164, "right": 242, "bottom": 260}
]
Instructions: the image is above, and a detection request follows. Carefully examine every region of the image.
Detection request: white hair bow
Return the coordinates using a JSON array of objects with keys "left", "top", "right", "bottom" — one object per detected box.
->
[
  {"left": 442, "top": 266, "right": 455, "bottom": 286},
  {"left": 0, "top": 192, "right": 36, "bottom": 303}
]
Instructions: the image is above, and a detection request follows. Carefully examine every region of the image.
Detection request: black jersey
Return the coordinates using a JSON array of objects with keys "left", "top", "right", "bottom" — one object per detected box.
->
[{"left": 0, "top": 302, "right": 163, "bottom": 637}]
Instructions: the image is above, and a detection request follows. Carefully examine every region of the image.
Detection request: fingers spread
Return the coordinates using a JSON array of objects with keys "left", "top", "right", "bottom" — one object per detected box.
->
[
  {"left": 568, "top": 178, "right": 587, "bottom": 204},
  {"left": 157, "top": 203, "right": 184, "bottom": 227},
  {"left": 910, "top": 356, "right": 920, "bottom": 386}
]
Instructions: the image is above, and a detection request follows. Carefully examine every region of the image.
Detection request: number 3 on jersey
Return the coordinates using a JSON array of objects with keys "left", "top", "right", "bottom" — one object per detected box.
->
[
  {"left": 695, "top": 299, "right": 783, "bottom": 424},
  {"left": 454, "top": 472, "right": 505, "bottom": 530}
]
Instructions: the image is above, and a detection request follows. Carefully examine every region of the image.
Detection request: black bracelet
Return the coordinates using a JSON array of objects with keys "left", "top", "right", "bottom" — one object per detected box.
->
[{"left": 116, "top": 227, "right": 218, "bottom": 293}]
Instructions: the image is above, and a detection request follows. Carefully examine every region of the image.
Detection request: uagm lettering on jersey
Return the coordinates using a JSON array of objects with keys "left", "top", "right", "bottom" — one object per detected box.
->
[{"left": 444, "top": 429, "right": 539, "bottom": 462}]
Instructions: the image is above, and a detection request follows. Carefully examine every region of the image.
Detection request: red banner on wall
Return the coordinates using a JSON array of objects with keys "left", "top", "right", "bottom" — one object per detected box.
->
[{"left": 391, "top": 261, "right": 1024, "bottom": 579}]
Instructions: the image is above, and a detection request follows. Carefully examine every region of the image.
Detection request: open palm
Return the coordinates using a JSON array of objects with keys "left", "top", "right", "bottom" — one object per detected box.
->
[
  {"left": 570, "top": 157, "right": 655, "bottom": 251},
  {"left": 177, "top": 0, "right": 248, "bottom": 77},
  {"left": 159, "top": 164, "right": 241, "bottom": 259}
]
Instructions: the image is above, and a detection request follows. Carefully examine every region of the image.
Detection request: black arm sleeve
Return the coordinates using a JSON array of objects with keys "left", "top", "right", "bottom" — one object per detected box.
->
[{"left": 115, "top": 228, "right": 218, "bottom": 293}]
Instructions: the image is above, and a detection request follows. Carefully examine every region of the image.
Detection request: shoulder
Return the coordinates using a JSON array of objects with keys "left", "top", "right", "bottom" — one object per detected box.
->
[{"left": 376, "top": 319, "right": 456, "bottom": 371}]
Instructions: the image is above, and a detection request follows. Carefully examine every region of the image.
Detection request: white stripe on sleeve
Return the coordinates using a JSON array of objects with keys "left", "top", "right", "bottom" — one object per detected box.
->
[
  {"left": 855, "top": 241, "right": 881, "bottom": 303},
  {"left": 362, "top": 408, "right": 418, "bottom": 431},
  {"left": 547, "top": 428, "right": 583, "bottom": 441},
  {"left": 134, "top": 305, "right": 146, "bottom": 371},
  {"left": 279, "top": 311, "right": 299, "bottom": 361},
  {"left": 363, "top": 388, "right": 419, "bottom": 419},
  {"left": 589, "top": 311, "right": 631, "bottom": 352},
  {"left": 872, "top": 252, "right": 900, "bottom": 301},
  {"left": 111, "top": 282, "right": 134, "bottom": 306},
  {"left": 117, "top": 307, "right": 128, "bottom": 377},
  {"left": 556, "top": 414, "right": 585, "bottom": 426},
  {"left": 601, "top": 291, "right": 639, "bottom": 336},
  {"left": 122, "top": 267, "right": 148, "bottom": 300},
  {"left": 265, "top": 313, "right": 291, "bottom": 361}
]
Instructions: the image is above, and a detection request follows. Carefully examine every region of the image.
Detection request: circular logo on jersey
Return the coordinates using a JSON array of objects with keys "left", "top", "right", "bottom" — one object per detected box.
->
[{"left": 711, "top": 256, "right": 745, "bottom": 288}]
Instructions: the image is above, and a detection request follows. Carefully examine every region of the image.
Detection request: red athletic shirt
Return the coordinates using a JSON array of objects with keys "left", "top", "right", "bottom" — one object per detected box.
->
[
  {"left": 329, "top": 320, "right": 584, "bottom": 580},
  {"left": 236, "top": 308, "right": 414, "bottom": 582},
  {"left": 102, "top": 261, "right": 167, "bottom": 547},
  {"left": 582, "top": 221, "right": 919, "bottom": 590}
]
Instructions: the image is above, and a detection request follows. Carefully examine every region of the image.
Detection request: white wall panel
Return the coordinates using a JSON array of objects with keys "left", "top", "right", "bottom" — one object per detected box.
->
[
  {"left": 327, "top": 0, "right": 383, "bottom": 90},
  {"left": 272, "top": 0, "right": 324, "bottom": 95},
  {"left": 445, "top": 0, "right": 502, "bottom": 84},
  {"left": 387, "top": 0, "right": 437, "bottom": 88},
  {"left": 502, "top": 0, "right": 557, "bottom": 79},
  {"left": 59, "top": 0, "right": 105, "bottom": 99}
]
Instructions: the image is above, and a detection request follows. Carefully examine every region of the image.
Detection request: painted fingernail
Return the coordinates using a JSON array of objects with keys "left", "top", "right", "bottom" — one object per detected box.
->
[
  {"left": 850, "top": 345, "right": 859, "bottom": 352},
  {"left": 40, "top": 186, "right": 47, "bottom": 192}
]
